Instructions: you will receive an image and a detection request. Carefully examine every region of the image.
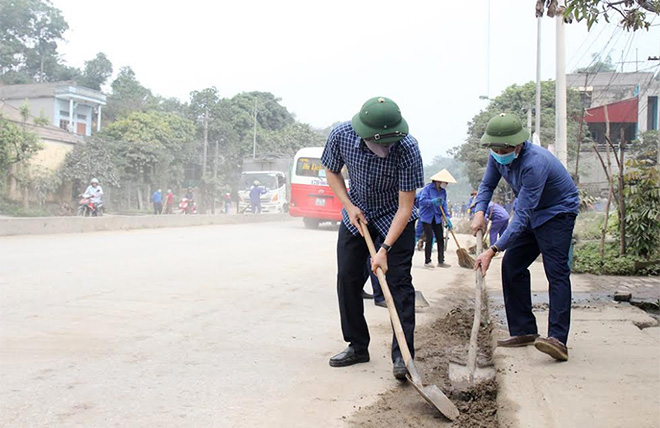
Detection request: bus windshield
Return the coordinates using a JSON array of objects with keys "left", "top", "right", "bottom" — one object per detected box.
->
[
  {"left": 295, "top": 157, "right": 348, "bottom": 179},
  {"left": 240, "top": 173, "right": 279, "bottom": 191}
]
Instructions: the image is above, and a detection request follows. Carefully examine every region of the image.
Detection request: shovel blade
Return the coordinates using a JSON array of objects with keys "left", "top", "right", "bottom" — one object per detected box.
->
[
  {"left": 408, "top": 377, "right": 460, "bottom": 421},
  {"left": 415, "top": 290, "right": 430, "bottom": 308}
]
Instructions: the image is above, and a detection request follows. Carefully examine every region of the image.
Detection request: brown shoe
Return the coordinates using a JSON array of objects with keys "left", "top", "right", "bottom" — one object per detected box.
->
[
  {"left": 497, "top": 334, "right": 540, "bottom": 348},
  {"left": 534, "top": 337, "right": 569, "bottom": 361}
]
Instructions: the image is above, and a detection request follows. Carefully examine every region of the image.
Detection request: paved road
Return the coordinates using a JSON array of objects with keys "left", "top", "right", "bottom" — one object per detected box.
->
[{"left": 0, "top": 220, "right": 446, "bottom": 428}]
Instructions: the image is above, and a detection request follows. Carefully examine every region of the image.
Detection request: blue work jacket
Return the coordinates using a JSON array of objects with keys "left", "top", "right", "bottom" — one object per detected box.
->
[
  {"left": 475, "top": 141, "right": 579, "bottom": 250},
  {"left": 418, "top": 183, "right": 449, "bottom": 224}
]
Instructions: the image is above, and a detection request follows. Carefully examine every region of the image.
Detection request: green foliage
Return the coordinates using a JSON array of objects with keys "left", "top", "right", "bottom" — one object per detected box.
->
[
  {"left": 0, "top": 0, "right": 69, "bottom": 83},
  {"left": 60, "top": 136, "right": 121, "bottom": 189},
  {"left": 630, "top": 130, "right": 658, "bottom": 165},
  {"left": 573, "top": 242, "right": 659, "bottom": 275},
  {"left": 449, "top": 80, "right": 582, "bottom": 189},
  {"left": 423, "top": 156, "right": 473, "bottom": 202},
  {"left": 28, "top": 164, "right": 61, "bottom": 206},
  {"left": 0, "top": 115, "right": 42, "bottom": 175},
  {"left": 0, "top": 196, "right": 50, "bottom": 216},
  {"left": 78, "top": 52, "right": 113, "bottom": 90},
  {"left": 100, "top": 111, "right": 196, "bottom": 187},
  {"left": 104, "top": 67, "right": 159, "bottom": 122},
  {"left": 561, "top": 0, "right": 659, "bottom": 31},
  {"left": 623, "top": 159, "right": 660, "bottom": 259}
]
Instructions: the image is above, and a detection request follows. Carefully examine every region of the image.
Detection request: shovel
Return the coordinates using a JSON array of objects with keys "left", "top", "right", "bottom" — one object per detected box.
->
[{"left": 358, "top": 221, "right": 459, "bottom": 421}]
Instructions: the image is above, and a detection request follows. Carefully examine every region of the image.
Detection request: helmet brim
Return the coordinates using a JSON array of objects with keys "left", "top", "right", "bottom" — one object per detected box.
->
[
  {"left": 480, "top": 128, "right": 529, "bottom": 148},
  {"left": 352, "top": 113, "right": 409, "bottom": 144}
]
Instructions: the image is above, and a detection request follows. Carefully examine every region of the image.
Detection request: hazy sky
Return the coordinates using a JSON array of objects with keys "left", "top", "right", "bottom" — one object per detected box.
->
[{"left": 52, "top": 0, "right": 660, "bottom": 162}]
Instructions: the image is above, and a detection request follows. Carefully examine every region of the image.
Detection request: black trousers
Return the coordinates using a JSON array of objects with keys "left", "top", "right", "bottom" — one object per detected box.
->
[
  {"left": 501, "top": 213, "right": 576, "bottom": 344},
  {"left": 336, "top": 221, "right": 416, "bottom": 361},
  {"left": 422, "top": 219, "right": 444, "bottom": 264}
]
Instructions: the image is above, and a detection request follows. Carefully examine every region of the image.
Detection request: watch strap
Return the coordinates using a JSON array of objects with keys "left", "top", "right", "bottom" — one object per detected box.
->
[{"left": 381, "top": 243, "right": 392, "bottom": 253}]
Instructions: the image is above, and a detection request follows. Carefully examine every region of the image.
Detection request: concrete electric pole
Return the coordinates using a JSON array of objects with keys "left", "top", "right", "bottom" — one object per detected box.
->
[{"left": 555, "top": 1, "right": 568, "bottom": 168}]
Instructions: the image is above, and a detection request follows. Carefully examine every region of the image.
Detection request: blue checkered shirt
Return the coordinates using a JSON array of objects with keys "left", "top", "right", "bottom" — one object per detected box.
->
[{"left": 321, "top": 121, "right": 424, "bottom": 237}]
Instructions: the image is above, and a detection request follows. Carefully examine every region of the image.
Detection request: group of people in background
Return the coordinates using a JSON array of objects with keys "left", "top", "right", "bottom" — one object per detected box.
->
[{"left": 150, "top": 189, "right": 175, "bottom": 215}]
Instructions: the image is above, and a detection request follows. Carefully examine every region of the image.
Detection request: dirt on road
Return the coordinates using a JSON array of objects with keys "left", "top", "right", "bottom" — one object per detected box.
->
[{"left": 348, "top": 285, "right": 497, "bottom": 428}]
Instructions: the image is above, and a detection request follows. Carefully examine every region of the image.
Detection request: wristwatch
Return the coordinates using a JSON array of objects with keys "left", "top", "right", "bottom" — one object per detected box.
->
[
  {"left": 381, "top": 243, "right": 392, "bottom": 253},
  {"left": 490, "top": 245, "right": 500, "bottom": 254}
]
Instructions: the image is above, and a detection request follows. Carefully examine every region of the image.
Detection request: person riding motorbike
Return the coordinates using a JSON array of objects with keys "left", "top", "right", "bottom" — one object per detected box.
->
[{"left": 83, "top": 178, "right": 104, "bottom": 213}]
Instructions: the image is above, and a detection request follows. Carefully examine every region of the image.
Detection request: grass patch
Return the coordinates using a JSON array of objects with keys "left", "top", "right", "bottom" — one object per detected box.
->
[{"left": 573, "top": 241, "right": 660, "bottom": 276}]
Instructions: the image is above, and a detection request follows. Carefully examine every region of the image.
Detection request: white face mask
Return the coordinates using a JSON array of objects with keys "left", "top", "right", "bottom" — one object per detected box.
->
[
  {"left": 364, "top": 140, "right": 394, "bottom": 158},
  {"left": 440, "top": 183, "right": 447, "bottom": 189}
]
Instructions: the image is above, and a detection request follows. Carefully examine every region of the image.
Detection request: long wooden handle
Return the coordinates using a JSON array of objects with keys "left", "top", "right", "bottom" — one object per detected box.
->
[
  {"left": 438, "top": 205, "right": 463, "bottom": 250},
  {"left": 358, "top": 221, "right": 422, "bottom": 385},
  {"left": 467, "top": 230, "right": 485, "bottom": 383}
]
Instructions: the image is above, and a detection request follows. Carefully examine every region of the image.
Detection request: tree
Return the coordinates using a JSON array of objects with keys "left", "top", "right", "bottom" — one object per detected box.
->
[
  {"left": 99, "top": 110, "right": 196, "bottom": 209},
  {"left": 104, "top": 67, "right": 158, "bottom": 122},
  {"left": 78, "top": 52, "right": 113, "bottom": 90},
  {"left": 537, "top": 0, "right": 660, "bottom": 31},
  {"left": 574, "top": 53, "right": 617, "bottom": 73},
  {"left": 0, "top": 0, "right": 69, "bottom": 83},
  {"left": 59, "top": 136, "right": 120, "bottom": 190},
  {"left": 0, "top": 115, "right": 42, "bottom": 176},
  {"left": 630, "top": 130, "right": 658, "bottom": 165},
  {"left": 449, "top": 80, "right": 582, "bottom": 190}
]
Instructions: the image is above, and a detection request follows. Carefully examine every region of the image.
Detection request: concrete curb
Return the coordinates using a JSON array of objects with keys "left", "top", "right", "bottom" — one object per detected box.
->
[{"left": 0, "top": 213, "right": 293, "bottom": 237}]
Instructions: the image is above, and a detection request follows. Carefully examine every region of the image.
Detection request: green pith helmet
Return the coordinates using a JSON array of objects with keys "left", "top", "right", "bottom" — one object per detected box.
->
[
  {"left": 352, "top": 97, "right": 409, "bottom": 144},
  {"left": 480, "top": 113, "right": 530, "bottom": 148}
]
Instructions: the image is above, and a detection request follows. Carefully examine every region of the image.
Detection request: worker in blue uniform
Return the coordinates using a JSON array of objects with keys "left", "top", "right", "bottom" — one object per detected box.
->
[{"left": 472, "top": 113, "right": 579, "bottom": 362}]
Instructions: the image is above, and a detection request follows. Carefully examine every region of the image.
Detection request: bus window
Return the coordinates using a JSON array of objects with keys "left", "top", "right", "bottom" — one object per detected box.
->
[{"left": 296, "top": 157, "right": 348, "bottom": 180}]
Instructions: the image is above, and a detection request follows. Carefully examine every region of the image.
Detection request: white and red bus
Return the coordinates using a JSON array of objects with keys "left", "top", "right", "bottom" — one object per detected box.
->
[{"left": 289, "top": 147, "right": 348, "bottom": 229}]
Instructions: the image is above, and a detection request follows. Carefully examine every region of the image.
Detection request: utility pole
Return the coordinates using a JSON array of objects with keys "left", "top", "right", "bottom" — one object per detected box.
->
[
  {"left": 211, "top": 138, "right": 219, "bottom": 214},
  {"left": 555, "top": 0, "right": 568, "bottom": 168},
  {"left": 574, "top": 72, "right": 589, "bottom": 184},
  {"left": 252, "top": 98, "right": 258, "bottom": 159},
  {"left": 202, "top": 111, "right": 209, "bottom": 177},
  {"left": 535, "top": 14, "right": 542, "bottom": 144},
  {"left": 202, "top": 111, "right": 209, "bottom": 214}
]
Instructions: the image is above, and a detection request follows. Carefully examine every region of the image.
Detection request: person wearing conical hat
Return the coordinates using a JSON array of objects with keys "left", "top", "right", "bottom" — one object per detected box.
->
[
  {"left": 418, "top": 169, "right": 456, "bottom": 268},
  {"left": 321, "top": 96, "right": 424, "bottom": 380},
  {"left": 471, "top": 113, "right": 579, "bottom": 362}
]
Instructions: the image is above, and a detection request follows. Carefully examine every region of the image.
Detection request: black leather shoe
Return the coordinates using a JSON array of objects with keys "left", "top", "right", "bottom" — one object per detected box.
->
[
  {"left": 375, "top": 300, "right": 387, "bottom": 308},
  {"left": 362, "top": 291, "right": 374, "bottom": 299},
  {"left": 393, "top": 357, "right": 408, "bottom": 380},
  {"left": 329, "top": 346, "right": 370, "bottom": 367}
]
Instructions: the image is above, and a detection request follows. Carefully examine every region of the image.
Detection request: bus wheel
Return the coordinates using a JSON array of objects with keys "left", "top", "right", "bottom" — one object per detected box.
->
[
  {"left": 282, "top": 203, "right": 289, "bottom": 213},
  {"left": 303, "top": 218, "right": 320, "bottom": 229}
]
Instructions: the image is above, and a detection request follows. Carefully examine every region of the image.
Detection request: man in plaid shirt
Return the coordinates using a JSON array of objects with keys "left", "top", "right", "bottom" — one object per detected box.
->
[{"left": 322, "top": 97, "right": 424, "bottom": 379}]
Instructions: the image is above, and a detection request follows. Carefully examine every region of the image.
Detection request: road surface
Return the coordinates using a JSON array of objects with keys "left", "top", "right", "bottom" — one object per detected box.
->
[{"left": 0, "top": 219, "right": 448, "bottom": 428}]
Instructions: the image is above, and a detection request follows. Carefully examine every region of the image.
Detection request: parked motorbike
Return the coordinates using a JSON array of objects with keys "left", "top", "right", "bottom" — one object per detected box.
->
[
  {"left": 77, "top": 194, "right": 103, "bottom": 217},
  {"left": 178, "top": 198, "right": 197, "bottom": 214}
]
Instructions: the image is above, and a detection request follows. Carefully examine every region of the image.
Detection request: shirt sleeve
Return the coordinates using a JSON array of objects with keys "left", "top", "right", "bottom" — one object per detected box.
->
[
  {"left": 418, "top": 185, "right": 433, "bottom": 208},
  {"left": 494, "top": 161, "right": 549, "bottom": 250},
  {"left": 441, "top": 190, "right": 450, "bottom": 218},
  {"left": 397, "top": 138, "right": 424, "bottom": 192},
  {"left": 321, "top": 128, "right": 344, "bottom": 173},
  {"left": 474, "top": 156, "right": 501, "bottom": 213}
]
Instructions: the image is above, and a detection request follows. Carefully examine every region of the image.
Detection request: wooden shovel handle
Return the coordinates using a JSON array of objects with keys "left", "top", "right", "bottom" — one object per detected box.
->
[
  {"left": 438, "top": 205, "right": 464, "bottom": 250},
  {"left": 467, "top": 230, "right": 485, "bottom": 383},
  {"left": 358, "top": 221, "right": 422, "bottom": 385}
]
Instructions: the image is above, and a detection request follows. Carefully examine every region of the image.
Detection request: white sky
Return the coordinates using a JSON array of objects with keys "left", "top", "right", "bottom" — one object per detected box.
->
[{"left": 52, "top": 0, "right": 660, "bottom": 162}]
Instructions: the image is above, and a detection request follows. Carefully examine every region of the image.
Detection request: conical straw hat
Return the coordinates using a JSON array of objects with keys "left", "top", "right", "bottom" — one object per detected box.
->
[{"left": 429, "top": 169, "right": 457, "bottom": 184}]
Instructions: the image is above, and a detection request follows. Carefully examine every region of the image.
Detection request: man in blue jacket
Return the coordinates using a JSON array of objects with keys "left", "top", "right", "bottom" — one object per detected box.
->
[
  {"left": 418, "top": 170, "right": 455, "bottom": 268},
  {"left": 471, "top": 113, "right": 579, "bottom": 362}
]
